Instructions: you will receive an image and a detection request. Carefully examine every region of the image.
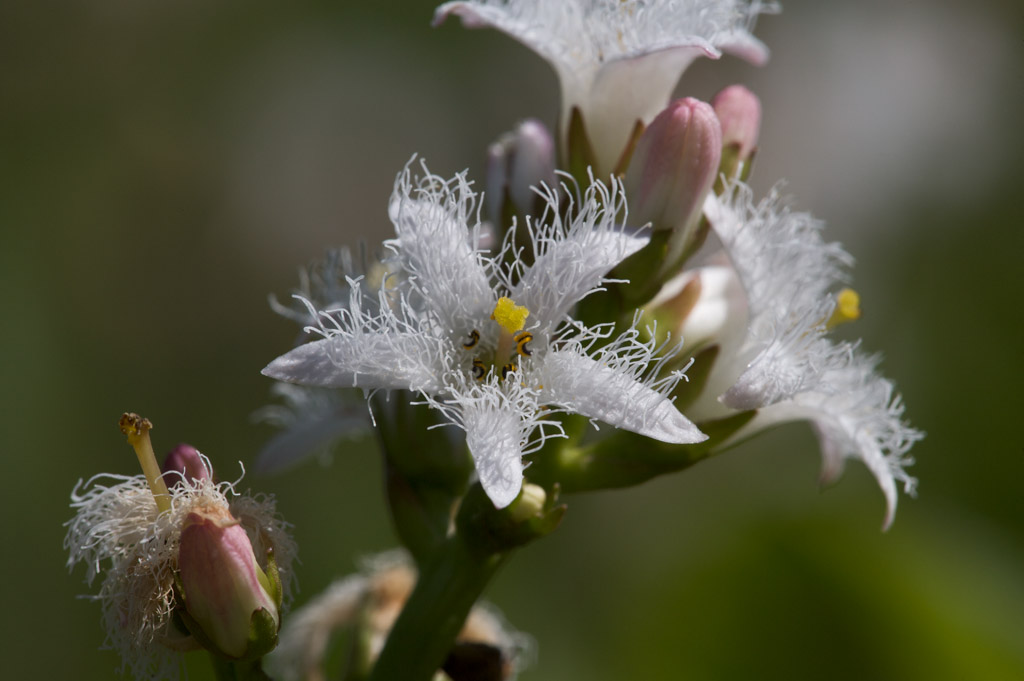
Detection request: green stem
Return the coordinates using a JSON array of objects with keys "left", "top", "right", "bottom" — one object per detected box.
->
[
  {"left": 208, "top": 653, "right": 272, "bottom": 681},
  {"left": 371, "top": 394, "right": 472, "bottom": 565},
  {"left": 366, "top": 535, "right": 506, "bottom": 681}
]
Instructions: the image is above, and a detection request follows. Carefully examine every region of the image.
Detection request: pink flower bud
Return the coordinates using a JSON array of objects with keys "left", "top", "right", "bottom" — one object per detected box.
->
[
  {"left": 486, "top": 119, "right": 556, "bottom": 223},
  {"left": 162, "top": 443, "right": 211, "bottom": 485},
  {"left": 625, "top": 98, "right": 722, "bottom": 238},
  {"left": 712, "top": 85, "right": 762, "bottom": 179},
  {"left": 177, "top": 505, "right": 280, "bottom": 659}
]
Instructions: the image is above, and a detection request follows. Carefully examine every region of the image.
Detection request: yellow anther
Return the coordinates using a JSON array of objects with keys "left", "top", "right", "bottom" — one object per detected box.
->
[
  {"left": 472, "top": 359, "right": 487, "bottom": 381},
  {"left": 491, "top": 297, "right": 530, "bottom": 334},
  {"left": 827, "top": 288, "right": 861, "bottom": 329},
  {"left": 514, "top": 332, "right": 533, "bottom": 357},
  {"left": 119, "top": 412, "right": 172, "bottom": 513},
  {"left": 500, "top": 363, "right": 517, "bottom": 380},
  {"left": 463, "top": 329, "right": 480, "bottom": 350}
]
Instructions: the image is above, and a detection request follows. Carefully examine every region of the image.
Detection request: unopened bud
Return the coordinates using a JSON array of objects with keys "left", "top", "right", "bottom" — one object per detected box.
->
[
  {"left": 507, "top": 483, "right": 546, "bottom": 523},
  {"left": 486, "top": 119, "right": 556, "bottom": 225},
  {"left": 162, "top": 443, "right": 211, "bottom": 486},
  {"left": 624, "top": 98, "right": 721, "bottom": 270},
  {"left": 177, "top": 505, "right": 281, "bottom": 660},
  {"left": 712, "top": 85, "right": 761, "bottom": 184}
]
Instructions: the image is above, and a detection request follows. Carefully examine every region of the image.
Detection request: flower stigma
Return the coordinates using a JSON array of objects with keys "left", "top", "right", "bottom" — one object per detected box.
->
[
  {"left": 826, "top": 288, "right": 862, "bottom": 329},
  {"left": 118, "top": 412, "right": 172, "bottom": 513},
  {"left": 466, "top": 297, "right": 534, "bottom": 381}
]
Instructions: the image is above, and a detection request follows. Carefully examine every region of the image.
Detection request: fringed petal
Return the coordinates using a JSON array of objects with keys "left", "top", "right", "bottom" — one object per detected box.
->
[
  {"left": 511, "top": 176, "right": 645, "bottom": 332},
  {"left": 540, "top": 349, "right": 705, "bottom": 444},
  {"left": 262, "top": 334, "right": 445, "bottom": 393}
]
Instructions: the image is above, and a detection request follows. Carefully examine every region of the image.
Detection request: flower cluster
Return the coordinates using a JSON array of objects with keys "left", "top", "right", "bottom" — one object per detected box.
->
[
  {"left": 68, "top": 1, "right": 923, "bottom": 678},
  {"left": 261, "top": 0, "right": 919, "bottom": 528}
]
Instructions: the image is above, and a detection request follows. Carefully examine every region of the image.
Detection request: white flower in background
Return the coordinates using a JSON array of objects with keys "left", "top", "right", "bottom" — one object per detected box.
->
[
  {"left": 267, "top": 551, "right": 532, "bottom": 681},
  {"left": 434, "top": 0, "right": 776, "bottom": 174},
  {"left": 252, "top": 382, "right": 370, "bottom": 474},
  {"left": 263, "top": 161, "right": 706, "bottom": 508},
  {"left": 655, "top": 182, "right": 921, "bottom": 528}
]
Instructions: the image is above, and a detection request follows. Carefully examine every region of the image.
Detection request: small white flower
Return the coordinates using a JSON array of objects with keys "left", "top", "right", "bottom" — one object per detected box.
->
[
  {"left": 64, "top": 460, "right": 296, "bottom": 679},
  {"left": 661, "top": 181, "right": 921, "bottom": 528},
  {"left": 434, "top": 0, "right": 776, "bottom": 173},
  {"left": 264, "top": 161, "right": 706, "bottom": 508}
]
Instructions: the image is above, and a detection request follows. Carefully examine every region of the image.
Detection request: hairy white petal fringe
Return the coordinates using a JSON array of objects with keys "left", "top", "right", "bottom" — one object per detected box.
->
[{"left": 64, "top": 466, "right": 295, "bottom": 679}]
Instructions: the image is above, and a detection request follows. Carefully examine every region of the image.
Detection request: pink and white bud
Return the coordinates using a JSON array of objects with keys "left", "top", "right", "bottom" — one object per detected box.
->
[
  {"left": 712, "top": 85, "right": 762, "bottom": 180},
  {"left": 162, "top": 443, "right": 211, "bottom": 485},
  {"left": 177, "top": 505, "right": 280, "bottom": 660},
  {"left": 486, "top": 118, "right": 556, "bottom": 223},
  {"left": 625, "top": 98, "right": 722, "bottom": 241}
]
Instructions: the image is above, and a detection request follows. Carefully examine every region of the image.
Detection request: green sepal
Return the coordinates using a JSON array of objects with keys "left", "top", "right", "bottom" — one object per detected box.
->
[
  {"left": 715, "top": 142, "right": 743, "bottom": 194},
  {"left": 456, "top": 481, "right": 567, "bottom": 556},
  {"left": 610, "top": 229, "right": 673, "bottom": 309},
  {"left": 714, "top": 143, "right": 758, "bottom": 194},
  {"left": 527, "top": 409, "right": 757, "bottom": 494},
  {"left": 576, "top": 229, "right": 671, "bottom": 328},
  {"left": 258, "top": 547, "right": 283, "bottom": 612},
  {"left": 611, "top": 119, "right": 645, "bottom": 177},
  {"left": 244, "top": 606, "right": 280, "bottom": 661},
  {"left": 739, "top": 147, "right": 757, "bottom": 183},
  {"left": 672, "top": 344, "right": 720, "bottom": 411},
  {"left": 671, "top": 216, "right": 710, "bottom": 276},
  {"left": 565, "top": 106, "right": 598, "bottom": 186}
]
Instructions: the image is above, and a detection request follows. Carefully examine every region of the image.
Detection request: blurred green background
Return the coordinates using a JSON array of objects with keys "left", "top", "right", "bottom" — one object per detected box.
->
[{"left": 3, "top": 0, "right": 1022, "bottom": 678}]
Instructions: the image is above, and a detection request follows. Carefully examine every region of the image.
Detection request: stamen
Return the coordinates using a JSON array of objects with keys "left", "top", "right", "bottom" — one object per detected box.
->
[
  {"left": 827, "top": 288, "right": 861, "bottom": 329},
  {"left": 119, "top": 412, "right": 172, "bottom": 513},
  {"left": 514, "top": 331, "right": 533, "bottom": 357},
  {"left": 501, "top": 363, "right": 517, "bottom": 380},
  {"left": 472, "top": 359, "right": 487, "bottom": 381},
  {"left": 491, "top": 297, "right": 529, "bottom": 334},
  {"left": 462, "top": 329, "right": 480, "bottom": 350}
]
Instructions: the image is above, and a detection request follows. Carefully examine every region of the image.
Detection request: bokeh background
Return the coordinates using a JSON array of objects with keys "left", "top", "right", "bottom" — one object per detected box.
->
[{"left": 3, "top": 0, "right": 1022, "bottom": 678}]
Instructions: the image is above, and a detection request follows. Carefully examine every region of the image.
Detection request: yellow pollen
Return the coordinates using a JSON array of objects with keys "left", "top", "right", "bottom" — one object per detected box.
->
[
  {"left": 491, "top": 297, "right": 530, "bottom": 334},
  {"left": 827, "top": 288, "right": 861, "bottom": 329},
  {"left": 119, "top": 412, "right": 172, "bottom": 513}
]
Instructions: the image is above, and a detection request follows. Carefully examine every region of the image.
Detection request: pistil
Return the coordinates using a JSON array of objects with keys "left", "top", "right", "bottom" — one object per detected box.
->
[
  {"left": 491, "top": 296, "right": 530, "bottom": 362},
  {"left": 826, "top": 288, "right": 861, "bottom": 330},
  {"left": 119, "top": 412, "right": 172, "bottom": 513}
]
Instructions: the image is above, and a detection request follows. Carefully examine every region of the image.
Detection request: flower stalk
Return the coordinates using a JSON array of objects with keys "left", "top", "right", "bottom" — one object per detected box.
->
[{"left": 368, "top": 480, "right": 563, "bottom": 681}]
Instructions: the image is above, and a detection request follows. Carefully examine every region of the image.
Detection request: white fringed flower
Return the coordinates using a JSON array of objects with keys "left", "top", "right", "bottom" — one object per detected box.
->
[
  {"left": 434, "top": 0, "right": 776, "bottom": 173},
  {"left": 662, "top": 182, "right": 921, "bottom": 528},
  {"left": 64, "top": 461, "right": 296, "bottom": 679},
  {"left": 263, "top": 161, "right": 706, "bottom": 508}
]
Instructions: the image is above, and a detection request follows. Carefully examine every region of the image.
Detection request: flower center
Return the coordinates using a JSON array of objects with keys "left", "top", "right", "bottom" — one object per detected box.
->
[
  {"left": 463, "top": 297, "right": 535, "bottom": 381},
  {"left": 491, "top": 296, "right": 529, "bottom": 334}
]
